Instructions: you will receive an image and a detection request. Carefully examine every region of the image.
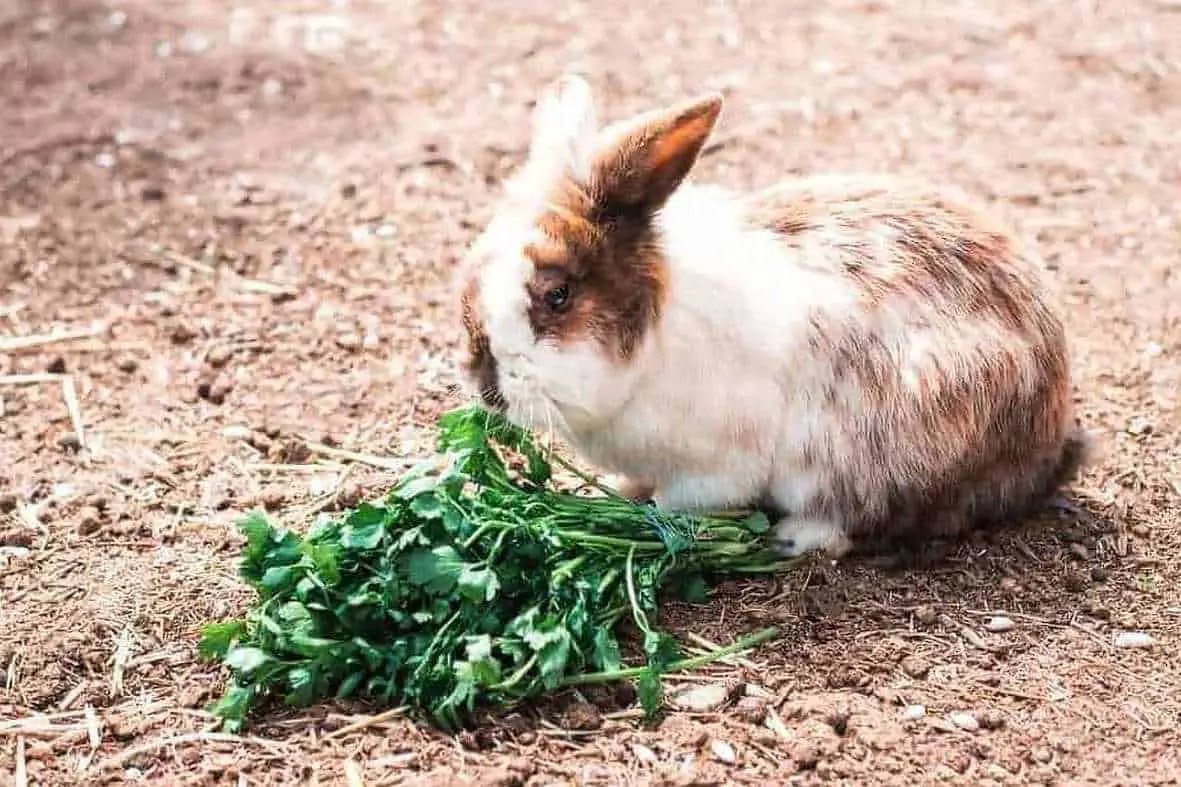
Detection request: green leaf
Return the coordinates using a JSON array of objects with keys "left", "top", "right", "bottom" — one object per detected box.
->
[
  {"left": 404, "top": 546, "right": 466, "bottom": 594},
  {"left": 643, "top": 630, "right": 680, "bottom": 670},
  {"left": 637, "top": 667, "right": 664, "bottom": 717},
  {"left": 536, "top": 628, "right": 572, "bottom": 688},
  {"left": 393, "top": 525, "right": 428, "bottom": 552},
  {"left": 741, "top": 511, "right": 771, "bottom": 534},
  {"left": 224, "top": 646, "right": 273, "bottom": 675},
  {"left": 207, "top": 682, "right": 255, "bottom": 732},
  {"left": 284, "top": 666, "right": 317, "bottom": 706},
  {"left": 239, "top": 511, "right": 274, "bottom": 560},
  {"left": 465, "top": 634, "right": 494, "bottom": 663},
  {"left": 592, "top": 628, "right": 622, "bottom": 672},
  {"left": 302, "top": 541, "right": 341, "bottom": 585},
  {"left": 410, "top": 494, "right": 444, "bottom": 519},
  {"left": 394, "top": 472, "right": 440, "bottom": 501},
  {"left": 198, "top": 620, "right": 249, "bottom": 661},
  {"left": 456, "top": 566, "right": 500, "bottom": 602},
  {"left": 340, "top": 503, "right": 386, "bottom": 550},
  {"left": 260, "top": 565, "right": 296, "bottom": 594}
]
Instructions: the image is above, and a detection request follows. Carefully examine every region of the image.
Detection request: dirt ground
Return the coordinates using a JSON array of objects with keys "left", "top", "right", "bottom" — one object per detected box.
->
[{"left": 2, "top": 0, "right": 1180, "bottom": 784}]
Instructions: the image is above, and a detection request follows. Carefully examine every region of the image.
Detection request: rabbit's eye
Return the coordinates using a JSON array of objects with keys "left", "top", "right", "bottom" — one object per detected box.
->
[{"left": 545, "top": 285, "right": 571, "bottom": 312}]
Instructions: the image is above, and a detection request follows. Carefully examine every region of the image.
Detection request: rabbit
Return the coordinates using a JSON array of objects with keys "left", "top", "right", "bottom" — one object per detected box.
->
[{"left": 457, "top": 74, "right": 1090, "bottom": 558}]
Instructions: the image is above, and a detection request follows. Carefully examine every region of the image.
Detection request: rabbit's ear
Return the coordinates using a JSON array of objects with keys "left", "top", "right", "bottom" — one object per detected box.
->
[
  {"left": 527, "top": 74, "right": 599, "bottom": 182},
  {"left": 592, "top": 92, "right": 722, "bottom": 213}
]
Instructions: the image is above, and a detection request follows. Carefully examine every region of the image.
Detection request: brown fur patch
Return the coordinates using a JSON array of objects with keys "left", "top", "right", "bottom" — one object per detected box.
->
[
  {"left": 521, "top": 189, "right": 667, "bottom": 360},
  {"left": 459, "top": 275, "right": 504, "bottom": 409},
  {"left": 750, "top": 183, "right": 1040, "bottom": 334}
]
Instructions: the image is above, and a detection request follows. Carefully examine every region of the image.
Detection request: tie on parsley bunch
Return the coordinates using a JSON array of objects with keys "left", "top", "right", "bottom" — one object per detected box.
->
[{"left": 199, "top": 406, "right": 791, "bottom": 731}]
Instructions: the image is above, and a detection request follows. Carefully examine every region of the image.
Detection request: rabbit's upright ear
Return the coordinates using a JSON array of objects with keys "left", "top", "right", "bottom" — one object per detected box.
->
[
  {"left": 591, "top": 92, "right": 723, "bottom": 214},
  {"left": 527, "top": 74, "right": 599, "bottom": 182}
]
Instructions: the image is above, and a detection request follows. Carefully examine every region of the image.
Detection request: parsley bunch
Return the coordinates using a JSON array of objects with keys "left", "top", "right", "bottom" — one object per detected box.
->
[{"left": 199, "top": 406, "right": 790, "bottom": 731}]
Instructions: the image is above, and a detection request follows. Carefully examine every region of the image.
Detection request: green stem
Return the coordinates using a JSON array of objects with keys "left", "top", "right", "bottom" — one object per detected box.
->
[
  {"left": 551, "top": 554, "right": 589, "bottom": 585},
  {"left": 624, "top": 545, "right": 651, "bottom": 635},
  {"left": 558, "top": 627, "right": 780, "bottom": 688},
  {"left": 490, "top": 653, "right": 538, "bottom": 692},
  {"left": 553, "top": 531, "right": 667, "bottom": 551},
  {"left": 547, "top": 453, "right": 630, "bottom": 502}
]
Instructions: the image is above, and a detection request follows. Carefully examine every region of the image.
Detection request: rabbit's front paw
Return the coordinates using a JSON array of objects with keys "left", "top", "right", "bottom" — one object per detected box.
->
[
  {"left": 614, "top": 476, "right": 656, "bottom": 503},
  {"left": 772, "top": 517, "right": 850, "bottom": 558}
]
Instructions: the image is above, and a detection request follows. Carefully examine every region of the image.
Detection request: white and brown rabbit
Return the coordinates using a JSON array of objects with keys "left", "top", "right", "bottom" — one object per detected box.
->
[{"left": 457, "top": 75, "right": 1089, "bottom": 558}]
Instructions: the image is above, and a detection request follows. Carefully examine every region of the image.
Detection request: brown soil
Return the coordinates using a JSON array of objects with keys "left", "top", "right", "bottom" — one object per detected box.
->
[{"left": 2, "top": 0, "right": 1179, "bottom": 784}]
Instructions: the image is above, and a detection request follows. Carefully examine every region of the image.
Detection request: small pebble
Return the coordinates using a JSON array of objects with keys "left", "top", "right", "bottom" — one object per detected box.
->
[
  {"left": 1090, "top": 566, "right": 1109, "bottom": 583},
  {"left": 733, "top": 696, "right": 767, "bottom": 725},
  {"left": 1031, "top": 747, "right": 1053, "bottom": 764},
  {"left": 0, "top": 493, "right": 18, "bottom": 513},
  {"left": 222, "top": 425, "right": 253, "bottom": 442},
  {"left": 709, "top": 740, "right": 737, "bottom": 764},
  {"left": 57, "top": 432, "right": 82, "bottom": 452},
  {"left": 260, "top": 488, "right": 287, "bottom": 511},
  {"left": 1113, "top": 631, "right": 1155, "bottom": 649},
  {"left": 1063, "top": 571, "right": 1088, "bottom": 592},
  {"left": 206, "top": 345, "right": 234, "bottom": 368},
  {"left": 1068, "top": 543, "right": 1090, "bottom": 561},
  {"left": 77, "top": 506, "right": 103, "bottom": 535},
  {"left": 976, "top": 710, "right": 1005, "bottom": 730},
  {"left": 170, "top": 323, "right": 198, "bottom": 344},
  {"left": 915, "top": 605, "right": 938, "bottom": 625},
  {"left": 1126, "top": 417, "right": 1153, "bottom": 436},
  {"left": 949, "top": 712, "right": 979, "bottom": 731},
  {"left": 1082, "top": 601, "right": 1111, "bottom": 620},
  {"left": 1130, "top": 523, "right": 1150, "bottom": 538},
  {"left": 116, "top": 356, "right": 139, "bottom": 373},
  {"left": 631, "top": 743, "right": 659, "bottom": 765},
  {"left": 561, "top": 702, "right": 601, "bottom": 730},
  {"left": 902, "top": 704, "right": 926, "bottom": 720},
  {"left": 335, "top": 332, "right": 362, "bottom": 352},
  {"left": 900, "top": 655, "right": 930, "bottom": 679},
  {"left": 983, "top": 616, "right": 1015, "bottom": 633},
  {"left": 998, "top": 577, "right": 1021, "bottom": 594},
  {"left": 198, "top": 374, "right": 233, "bottom": 405},
  {"left": 671, "top": 682, "right": 730, "bottom": 712},
  {"left": 46, "top": 356, "right": 66, "bottom": 374}
]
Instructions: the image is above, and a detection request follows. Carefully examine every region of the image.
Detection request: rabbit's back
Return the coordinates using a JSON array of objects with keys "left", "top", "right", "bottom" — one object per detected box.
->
[{"left": 743, "top": 176, "right": 1084, "bottom": 546}]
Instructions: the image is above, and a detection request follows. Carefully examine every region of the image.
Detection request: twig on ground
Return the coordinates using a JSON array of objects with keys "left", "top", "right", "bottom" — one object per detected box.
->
[
  {"left": 0, "top": 372, "right": 88, "bottom": 448},
  {"left": 100, "top": 732, "right": 289, "bottom": 770},
  {"left": 57, "top": 680, "right": 87, "bottom": 711},
  {"left": 303, "top": 440, "right": 410, "bottom": 471},
  {"left": 323, "top": 707, "right": 408, "bottom": 740},
  {"left": 147, "top": 245, "right": 297, "bottom": 298},
  {"left": 14, "top": 736, "right": 26, "bottom": 787},
  {"left": 685, "top": 631, "right": 760, "bottom": 670},
  {"left": 61, "top": 374, "right": 87, "bottom": 450},
  {"left": 0, "top": 326, "right": 105, "bottom": 353}
]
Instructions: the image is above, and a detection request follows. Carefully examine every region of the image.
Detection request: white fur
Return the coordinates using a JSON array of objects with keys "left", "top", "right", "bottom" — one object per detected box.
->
[{"left": 476, "top": 178, "right": 863, "bottom": 556}]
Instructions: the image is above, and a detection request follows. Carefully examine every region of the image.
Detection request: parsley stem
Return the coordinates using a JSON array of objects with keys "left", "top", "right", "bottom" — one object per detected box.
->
[
  {"left": 557, "top": 627, "right": 780, "bottom": 688},
  {"left": 490, "top": 653, "right": 538, "bottom": 692},
  {"left": 624, "top": 545, "right": 652, "bottom": 635}
]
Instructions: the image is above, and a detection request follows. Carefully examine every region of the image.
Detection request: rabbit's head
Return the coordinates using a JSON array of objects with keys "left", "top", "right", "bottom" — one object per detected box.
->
[{"left": 459, "top": 76, "right": 722, "bottom": 434}]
